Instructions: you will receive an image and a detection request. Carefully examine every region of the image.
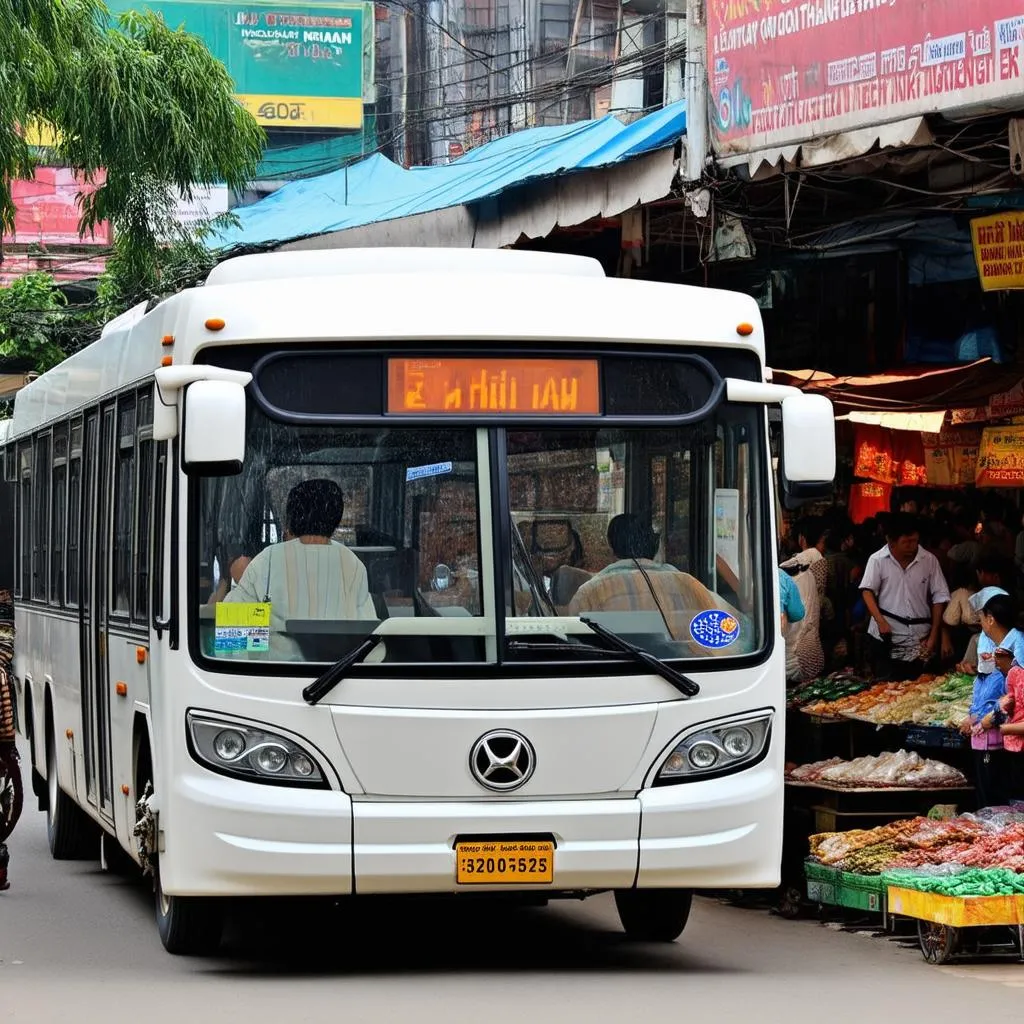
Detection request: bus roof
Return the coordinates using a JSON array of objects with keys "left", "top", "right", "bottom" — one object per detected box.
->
[
  {"left": 205, "top": 248, "right": 607, "bottom": 285},
  {"left": 11, "top": 250, "right": 765, "bottom": 437}
]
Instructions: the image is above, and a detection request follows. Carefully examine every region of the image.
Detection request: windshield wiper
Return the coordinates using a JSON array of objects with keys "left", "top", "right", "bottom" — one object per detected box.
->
[
  {"left": 578, "top": 617, "right": 700, "bottom": 698},
  {"left": 302, "top": 635, "right": 383, "bottom": 705}
]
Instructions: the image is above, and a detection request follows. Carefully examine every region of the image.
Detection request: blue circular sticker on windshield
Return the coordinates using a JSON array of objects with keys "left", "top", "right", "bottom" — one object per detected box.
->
[{"left": 690, "top": 609, "right": 741, "bottom": 650}]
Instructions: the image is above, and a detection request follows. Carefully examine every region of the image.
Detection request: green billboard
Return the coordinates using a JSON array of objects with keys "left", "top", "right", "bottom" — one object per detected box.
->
[{"left": 109, "top": 1, "right": 372, "bottom": 128}]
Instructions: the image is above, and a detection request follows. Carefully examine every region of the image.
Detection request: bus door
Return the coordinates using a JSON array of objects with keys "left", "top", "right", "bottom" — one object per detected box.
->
[{"left": 79, "top": 405, "right": 115, "bottom": 820}]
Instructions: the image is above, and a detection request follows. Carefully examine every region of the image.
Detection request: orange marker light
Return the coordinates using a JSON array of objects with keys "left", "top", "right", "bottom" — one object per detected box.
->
[
  {"left": 161, "top": 334, "right": 174, "bottom": 346},
  {"left": 161, "top": 356, "right": 173, "bottom": 367},
  {"left": 205, "top": 317, "right": 226, "bottom": 331},
  {"left": 116, "top": 682, "right": 128, "bottom": 697},
  {"left": 122, "top": 785, "right": 131, "bottom": 796},
  {"left": 136, "top": 647, "right": 147, "bottom": 665},
  {"left": 736, "top": 322, "right": 755, "bottom": 337},
  {"left": 65, "top": 728, "right": 74, "bottom": 740}
]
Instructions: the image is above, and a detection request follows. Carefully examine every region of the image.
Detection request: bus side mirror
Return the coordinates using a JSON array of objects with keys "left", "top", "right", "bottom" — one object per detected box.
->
[
  {"left": 780, "top": 393, "right": 835, "bottom": 508},
  {"left": 183, "top": 380, "right": 246, "bottom": 476}
]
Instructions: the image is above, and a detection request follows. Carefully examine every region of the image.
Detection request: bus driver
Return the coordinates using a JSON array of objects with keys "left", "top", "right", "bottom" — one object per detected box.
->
[{"left": 223, "top": 479, "right": 377, "bottom": 657}]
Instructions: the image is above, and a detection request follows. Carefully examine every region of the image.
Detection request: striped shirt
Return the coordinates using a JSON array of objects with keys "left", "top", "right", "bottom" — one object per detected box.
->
[
  {"left": 567, "top": 559, "right": 738, "bottom": 651},
  {"left": 225, "top": 539, "right": 376, "bottom": 658}
]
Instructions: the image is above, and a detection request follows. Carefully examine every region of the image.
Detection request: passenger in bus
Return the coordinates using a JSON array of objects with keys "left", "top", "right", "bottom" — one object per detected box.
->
[
  {"left": 567, "top": 514, "right": 730, "bottom": 645},
  {"left": 223, "top": 479, "right": 376, "bottom": 657}
]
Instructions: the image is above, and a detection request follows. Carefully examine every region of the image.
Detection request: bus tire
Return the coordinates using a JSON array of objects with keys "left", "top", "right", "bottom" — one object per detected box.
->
[
  {"left": 614, "top": 888, "right": 693, "bottom": 942},
  {"left": 45, "top": 728, "right": 97, "bottom": 860},
  {"left": 154, "top": 860, "right": 224, "bottom": 956}
]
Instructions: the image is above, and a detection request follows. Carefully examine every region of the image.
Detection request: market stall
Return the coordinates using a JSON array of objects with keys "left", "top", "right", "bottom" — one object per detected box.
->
[
  {"left": 780, "top": 669, "right": 980, "bottom": 915},
  {"left": 803, "top": 807, "right": 1024, "bottom": 961}
]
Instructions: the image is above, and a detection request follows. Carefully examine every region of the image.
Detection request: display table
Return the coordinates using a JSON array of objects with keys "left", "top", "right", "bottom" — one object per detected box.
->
[{"left": 887, "top": 887, "right": 1024, "bottom": 964}]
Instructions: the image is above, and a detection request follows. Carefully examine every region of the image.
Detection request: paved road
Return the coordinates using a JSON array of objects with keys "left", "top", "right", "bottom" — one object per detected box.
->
[{"left": 3, "top": 764, "right": 1023, "bottom": 1023}]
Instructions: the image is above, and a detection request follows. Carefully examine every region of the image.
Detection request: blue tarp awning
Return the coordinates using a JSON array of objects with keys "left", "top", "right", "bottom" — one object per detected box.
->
[{"left": 212, "top": 101, "right": 687, "bottom": 250}]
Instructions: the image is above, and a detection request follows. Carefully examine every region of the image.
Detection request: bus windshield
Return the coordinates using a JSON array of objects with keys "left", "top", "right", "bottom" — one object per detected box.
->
[{"left": 195, "top": 362, "right": 768, "bottom": 671}]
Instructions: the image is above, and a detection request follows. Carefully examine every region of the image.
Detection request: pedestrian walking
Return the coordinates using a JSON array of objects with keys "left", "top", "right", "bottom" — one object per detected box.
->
[{"left": 0, "top": 589, "right": 21, "bottom": 891}]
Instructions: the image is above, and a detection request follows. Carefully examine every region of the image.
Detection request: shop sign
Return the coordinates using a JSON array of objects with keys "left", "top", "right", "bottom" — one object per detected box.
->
[
  {"left": 709, "top": 1, "right": 1024, "bottom": 158},
  {"left": 2, "top": 167, "right": 111, "bottom": 246},
  {"left": 172, "top": 185, "right": 231, "bottom": 231},
  {"left": 849, "top": 481, "right": 891, "bottom": 523},
  {"left": 853, "top": 424, "right": 927, "bottom": 487},
  {"left": 950, "top": 406, "right": 990, "bottom": 425},
  {"left": 106, "top": 1, "right": 373, "bottom": 129},
  {"left": 976, "top": 426, "right": 1024, "bottom": 486},
  {"left": 970, "top": 211, "right": 1024, "bottom": 290},
  {"left": 987, "top": 377, "right": 1024, "bottom": 419},
  {"left": 922, "top": 427, "right": 981, "bottom": 487}
]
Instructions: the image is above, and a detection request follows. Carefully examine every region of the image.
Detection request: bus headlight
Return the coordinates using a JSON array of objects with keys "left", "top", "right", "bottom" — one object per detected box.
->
[
  {"left": 187, "top": 712, "right": 328, "bottom": 788},
  {"left": 655, "top": 713, "right": 772, "bottom": 785}
]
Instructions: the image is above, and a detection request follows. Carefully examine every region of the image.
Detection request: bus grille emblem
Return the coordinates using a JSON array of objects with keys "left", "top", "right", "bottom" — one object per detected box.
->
[{"left": 469, "top": 730, "right": 536, "bottom": 792}]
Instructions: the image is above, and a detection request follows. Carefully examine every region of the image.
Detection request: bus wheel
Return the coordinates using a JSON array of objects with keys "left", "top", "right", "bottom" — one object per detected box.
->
[
  {"left": 46, "top": 729, "right": 97, "bottom": 860},
  {"left": 614, "top": 889, "right": 693, "bottom": 942},
  {"left": 153, "top": 860, "right": 224, "bottom": 956}
]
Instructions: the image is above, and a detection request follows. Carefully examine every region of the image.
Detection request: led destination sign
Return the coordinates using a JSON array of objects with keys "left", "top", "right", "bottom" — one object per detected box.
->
[{"left": 387, "top": 358, "right": 601, "bottom": 415}]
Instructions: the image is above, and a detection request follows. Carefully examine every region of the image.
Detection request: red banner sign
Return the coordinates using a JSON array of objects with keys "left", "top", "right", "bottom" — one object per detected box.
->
[
  {"left": 709, "top": 0, "right": 1024, "bottom": 157},
  {"left": 2, "top": 167, "right": 111, "bottom": 246}
]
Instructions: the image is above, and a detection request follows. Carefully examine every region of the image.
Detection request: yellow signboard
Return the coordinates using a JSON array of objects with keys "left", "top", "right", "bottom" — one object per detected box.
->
[
  {"left": 976, "top": 426, "right": 1024, "bottom": 487},
  {"left": 23, "top": 121, "right": 60, "bottom": 147},
  {"left": 238, "top": 95, "right": 363, "bottom": 130},
  {"left": 970, "top": 212, "right": 1024, "bottom": 291}
]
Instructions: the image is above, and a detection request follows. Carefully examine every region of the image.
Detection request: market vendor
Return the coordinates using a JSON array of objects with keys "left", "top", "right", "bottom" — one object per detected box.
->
[
  {"left": 997, "top": 647, "right": 1024, "bottom": 800},
  {"left": 860, "top": 513, "right": 950, "bottom": 681}
]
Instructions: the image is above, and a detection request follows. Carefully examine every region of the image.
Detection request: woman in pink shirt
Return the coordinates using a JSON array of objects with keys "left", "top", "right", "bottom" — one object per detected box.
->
[{"left": 995, "top": 648, "right": 1024, "bottom": 801}]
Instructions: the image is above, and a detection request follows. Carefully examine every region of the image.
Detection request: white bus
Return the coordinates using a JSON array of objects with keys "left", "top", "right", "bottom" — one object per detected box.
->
[{"left": 2, "top": 249, "right": 834, "bottom": 954}]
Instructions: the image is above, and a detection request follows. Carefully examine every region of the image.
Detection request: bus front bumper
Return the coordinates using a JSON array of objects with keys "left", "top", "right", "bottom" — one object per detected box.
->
[{"left": 162, "top": 764, "right": 781, "bottom": 897}]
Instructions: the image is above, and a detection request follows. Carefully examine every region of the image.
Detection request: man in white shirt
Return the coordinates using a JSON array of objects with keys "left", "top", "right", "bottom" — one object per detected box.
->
[
  {"left": 225, "top": 479, "right": 376, "bottom": 659},
  {"left": 860, "top": 513, "right": 950, "bottom": 680}
]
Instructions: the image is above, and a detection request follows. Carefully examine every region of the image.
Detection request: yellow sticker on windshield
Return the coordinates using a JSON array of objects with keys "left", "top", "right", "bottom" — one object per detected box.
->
[{"left": 215, "top": 603, "right": 271, "bottom": 653}]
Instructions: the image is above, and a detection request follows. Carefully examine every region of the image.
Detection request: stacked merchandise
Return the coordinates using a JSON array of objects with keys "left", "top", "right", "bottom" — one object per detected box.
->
[
  {"left": 801, "top": 672, "right": 973, "bottom": 730},
  {"left": 882, "top": 869, "right": 1024, "bottom": 897},
  {"left": 787, "top": 671, "right": 874, "bottom": 711},
  {"left": 787, "top": 751, "right": 967, "bottom": 790},
  {"left": 808, "top": 808, "right": 1024, "bottom": 876}
]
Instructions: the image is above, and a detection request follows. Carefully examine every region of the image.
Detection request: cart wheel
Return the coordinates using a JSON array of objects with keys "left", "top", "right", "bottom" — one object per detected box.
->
[{"left": 918, "top": 920, "right": 959, "bottom": 964}]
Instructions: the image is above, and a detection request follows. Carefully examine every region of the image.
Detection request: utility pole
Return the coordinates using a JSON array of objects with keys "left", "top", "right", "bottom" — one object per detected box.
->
[{"left": 683, "top": 0, "right": 708, "bottom": 182}]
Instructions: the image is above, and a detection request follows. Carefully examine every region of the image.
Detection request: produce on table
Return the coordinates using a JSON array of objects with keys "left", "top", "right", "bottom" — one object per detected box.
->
[
  {"left": 801, "top": 672, "right": 973, "bottom": 729},
  {"left": 787, "top": 750, "right": 967, "bottom": 789},
  {"left": 809, "top": 808, "right": 1024, "bottom": 875},
  {"left": 787, "top": 671, "right": 875, "bottom": 710},
  {"left": 882, "top": 868, "right": 1024, "bottom": 897}
]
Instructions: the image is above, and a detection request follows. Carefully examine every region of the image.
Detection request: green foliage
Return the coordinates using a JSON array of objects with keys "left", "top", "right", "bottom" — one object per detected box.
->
[
  {"left": 1, "top": 1, "right": 263, "bottom": 257},
  {"left": 0, "top": 273, "right": 69, "bottom": 372},
  {"left": 0, "top": 2, "right": 264, "bottom": 378}
]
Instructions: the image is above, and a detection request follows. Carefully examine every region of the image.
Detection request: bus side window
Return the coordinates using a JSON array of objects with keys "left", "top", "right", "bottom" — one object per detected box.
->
[
  {"left": 135, "top": 388, "right": 155, "bottom": 624},
  {"left": 151, "top": 442, "right": 169, "bottom": 626},
  {"left": 51, "top": 425, "right": 68, "bottom": 607},
  {"left": 66, "top": 420, "right": 83, "bottom": 607},
  {"left": 112, "top": 397, "right": 136, "bottom": 617},
  {"left": 32, "top": 432, "right": 50, "bottom": 603}
]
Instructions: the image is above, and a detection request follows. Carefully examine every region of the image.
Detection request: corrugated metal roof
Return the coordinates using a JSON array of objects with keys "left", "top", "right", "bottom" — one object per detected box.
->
[{"left": 212, "top": 102, "right": 686, "bottom": 250}]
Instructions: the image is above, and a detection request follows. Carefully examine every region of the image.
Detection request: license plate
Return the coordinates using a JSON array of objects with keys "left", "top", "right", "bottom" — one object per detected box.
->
[{"left": 455, "top": 840, "right": 554, "bottom": 885}]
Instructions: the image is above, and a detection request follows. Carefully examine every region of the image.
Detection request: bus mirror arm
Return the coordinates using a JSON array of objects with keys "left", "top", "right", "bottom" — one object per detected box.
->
[{"left": 153, "top": 366, "right": 253, "bottom": 441}]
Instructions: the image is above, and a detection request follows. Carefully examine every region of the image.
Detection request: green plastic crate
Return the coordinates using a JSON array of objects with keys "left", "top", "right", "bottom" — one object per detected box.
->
[
  {"left": 805, "top": 860, "right": 840, "bottom": 905},
  {"left": 836, "top": 871, "right": 885, "bottom": 913}
]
